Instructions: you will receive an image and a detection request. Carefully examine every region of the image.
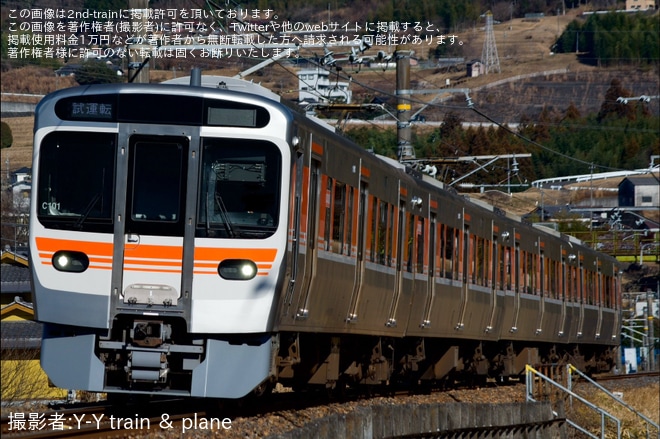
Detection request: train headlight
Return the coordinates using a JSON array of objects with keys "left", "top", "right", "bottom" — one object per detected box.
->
[
  {"left": 52, "top": 251, "right": 89, "bottom": 273},
  {"left": 218, "top": 259, "right": 258, "bottom": 280}
]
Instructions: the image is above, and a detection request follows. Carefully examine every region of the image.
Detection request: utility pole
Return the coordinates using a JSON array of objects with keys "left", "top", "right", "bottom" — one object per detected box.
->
[
  {"left": 395, "top": 45, "right": 415, "bottom": 161},
  {"left": 128, "top": 0, "right": 150, "bottom": 83},
  {"left": 648, "top": 293, "right": 656, "bottom": 371}
]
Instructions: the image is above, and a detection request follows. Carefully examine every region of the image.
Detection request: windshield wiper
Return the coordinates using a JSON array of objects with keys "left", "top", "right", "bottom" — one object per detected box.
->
[
  {"left": 74, "top": 193, "right": 101, "bottom": 229},
  {"left": 214, "top": 194, "right": 236, "bottom": 238}
]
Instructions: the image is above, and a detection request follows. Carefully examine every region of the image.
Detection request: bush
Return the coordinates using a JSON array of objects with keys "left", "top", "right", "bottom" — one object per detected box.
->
[{"left": 1, "top": 121, "right": 13, "bottom": 149}]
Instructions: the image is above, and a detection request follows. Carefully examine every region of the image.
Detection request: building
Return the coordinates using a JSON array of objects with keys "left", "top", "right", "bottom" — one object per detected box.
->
[
  {"left": 1, "top": 251, "right": 67, "bottom": 401},
  {"left": 298, "top": 69, "right": 352, "bottom": 104},
  {"left": 618, "top": 175, "right": 659, "bottom": 208},
  {"left": 626, "top": 0, "right": 658, "bottom": 10},
  {"left": 466, "top": 60, "right": 484, "bottom": 78},
  {"left": 10, "top": 167, "right": 30, "bottom": 185}
]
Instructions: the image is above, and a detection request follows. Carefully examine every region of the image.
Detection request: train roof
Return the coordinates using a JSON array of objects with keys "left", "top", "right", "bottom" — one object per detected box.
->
[{"left": 162, "top": 75, "right": 281, "bottom": 102}]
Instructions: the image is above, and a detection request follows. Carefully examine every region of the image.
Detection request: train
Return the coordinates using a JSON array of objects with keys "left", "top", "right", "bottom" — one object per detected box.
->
[{"left": 29, "top": 72, "right": 621, "bottom": 399}]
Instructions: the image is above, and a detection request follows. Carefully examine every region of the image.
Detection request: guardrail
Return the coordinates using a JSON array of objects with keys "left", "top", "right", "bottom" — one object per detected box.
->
[
  {"left": 526, "top": 364, "right": 621, "bottom": 439},
  {"left": 526, "top": 364, "right": 659, "bottom": 439}
]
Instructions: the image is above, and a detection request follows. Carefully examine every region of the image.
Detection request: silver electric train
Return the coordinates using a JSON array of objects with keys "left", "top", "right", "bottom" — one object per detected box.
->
[{"left": 30, "top": 74, "right": 621, "bottom": 399}]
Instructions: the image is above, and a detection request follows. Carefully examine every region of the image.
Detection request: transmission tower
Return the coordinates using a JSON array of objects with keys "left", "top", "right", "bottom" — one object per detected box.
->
[{"left": 481, "top": 12, "right": 501, "bottom": 74}]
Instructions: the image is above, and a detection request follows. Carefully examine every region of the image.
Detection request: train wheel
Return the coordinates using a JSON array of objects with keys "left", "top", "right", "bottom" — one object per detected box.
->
[{"left": 251, "top": 380, "right": 274, "bottom": 398}]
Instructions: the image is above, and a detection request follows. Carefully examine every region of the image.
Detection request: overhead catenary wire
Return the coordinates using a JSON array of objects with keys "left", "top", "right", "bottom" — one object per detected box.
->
[{"left": 186, "top": 0, "right": 654, "bottom": 175}]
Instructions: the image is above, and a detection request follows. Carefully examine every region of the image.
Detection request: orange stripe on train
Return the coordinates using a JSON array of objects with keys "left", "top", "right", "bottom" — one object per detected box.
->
[
  {"left": 194, "top": 247, "right": 277, "bottom": 261},
  {"left": 35, "top": 237, "right": 277, "bottom": 267},
  {"left": 35, "top": 237, "right": 113, "bottom": 257}
]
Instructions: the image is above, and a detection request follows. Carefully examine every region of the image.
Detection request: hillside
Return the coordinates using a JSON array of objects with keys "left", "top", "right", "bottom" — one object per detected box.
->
[{"left": 2, "top": 9, "right": 658, "bottom": 193}]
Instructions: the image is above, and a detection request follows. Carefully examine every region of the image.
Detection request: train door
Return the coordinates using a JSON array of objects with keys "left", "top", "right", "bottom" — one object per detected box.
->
[
  {"left": 510, "top": 241, "right": 521, "bottom": 332},
  {"left": 536, "top": 249, "right": 546, "bottom": 334},
  {"left": 346, "top": 180, "right": 367, "bottom": 321},
  {"left": 293, "top": 159, "right": 321, "bottom": 319},
  {"left": 595, "top": 266, "right": 603, "bottom": 338},
  {"left": 558, "top": 252, "right": 568, "bottom": 337},
  {"left": 420, "top": 214, "right": 436, "bottom": 328},
  {"left": 385, "top": 201, "right": 405, "bottom": 327},
  {"left": 117, "top": 134, "right": 190, "bottom": 308}
]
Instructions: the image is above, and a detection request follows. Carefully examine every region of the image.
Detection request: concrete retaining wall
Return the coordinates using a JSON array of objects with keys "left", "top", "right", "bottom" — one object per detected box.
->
[{"left": 268, "top": 401, "right": 565, "bottom": 439}]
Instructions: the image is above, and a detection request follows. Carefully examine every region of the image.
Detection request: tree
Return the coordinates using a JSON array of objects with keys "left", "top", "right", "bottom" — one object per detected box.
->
[
  {"left": 597, "top": 78, "right": 635, "bottom": 122},
  {"left": 75, "top": 61, "right": 123, "bottom": 85},
  {"left": 1, "top": 121, "right": 13, "bottom": 149}
]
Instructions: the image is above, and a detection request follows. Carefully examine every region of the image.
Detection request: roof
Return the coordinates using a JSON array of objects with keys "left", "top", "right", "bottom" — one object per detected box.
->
[
  {"left": 1, "top": 263, "right": 32, "bottom": 294},
  {"left": 12, "top": 167, "right": 31, "bottom": 175},
  {"left": 523, "top": 205, "right": 581, "bottom": 221},
  {"left": 1, "top": 250, "right": 28, "bottom": 266},
  {"left": 620, "top": 175, "right": 660, "bottom": 186},
  {"left": 0, "top": 320, "right": 42, "bottom": 349}
]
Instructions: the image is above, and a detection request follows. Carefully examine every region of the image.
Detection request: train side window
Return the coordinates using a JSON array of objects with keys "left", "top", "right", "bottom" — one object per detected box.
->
[
  {"left": 587, "top": 269, "right": 596, "bottom": 305},
  {"left": 454, "top": 229, "right": 467, "bottom": 281},
  {"left": 324, "top": 177, "right": 333, "bottom": 251},
  {"left": 331, "top": 180, "right": 346, "bottom": 254},
  {"left": 514, "top": 244, "right": 520, "bottom": 293},
  {"left": 376, "top": 199, "right": 388, "bottom": 265},
  {"left": 525, "top": 251, "right": 534, "bottom": 294},
  {"left": 386, "top": 203, "right": 394, "bottom": 266},
  {"left": 37, "top": 132, "right": 115, "bottom": 233},
  {"left": 470, "top": 235, "right": 481, "bottom": 285},
  {"left": 497, "top": 241, "right": 505, "bottom": 290},
  {"left": 416, "top": 216, "right": 425, "bottom": 274},
  {"left": 520, "top": 250, "right": 527, "bottom": 293},
  {"left": 539, "top": 253, "right": 545, "bottom": 296},
  {"left": 567, "top": 264, "right": 573, "bottom": 301},
  {"left": 429, "top": 215, "right": 436, "bottom": 277},
  {"left": 550, "top": 259, "right": 561, "bottom": 299},
  {"left": 474, "top": 236, "right": 483, "bottom": 285},
  {"left": 442, "top": 226, "right": 454, "bottom": 279},
  {"left": 505, "top": 246, "right": 512, "bottom": 290},
  {"left": 405, "top": 212, "right": 415, "bottom": 273},
  {"left": 345, "top": 186, "right": 354, "bottom": 256},
  {"left": 579, "top": 263, "right": 584, "bottom": 303},
  {"left": 600, "top": 271, "right": 604, "bottom": 306},
  {"left": 563, "top": 259, "right": 569, "bottom": 300},
  {"left": 369, "top": 197, "right": 377, "bottom": 262}
]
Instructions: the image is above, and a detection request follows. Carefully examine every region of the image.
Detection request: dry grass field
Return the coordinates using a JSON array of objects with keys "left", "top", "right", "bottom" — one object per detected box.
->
[
  {"left": 1, "top": 116, "right": 34, "bottom": 171},
  {"left": 569, "top": 379, "right": 660, "bottom": 438}
]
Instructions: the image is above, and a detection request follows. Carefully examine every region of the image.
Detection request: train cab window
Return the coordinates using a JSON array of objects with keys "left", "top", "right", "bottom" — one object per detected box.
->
[
  {"left": 197, "top": 138, "right": 281, "bottom": 239},
  {"left": 37, "top": 132, "right": 115, "bottom": 233}
]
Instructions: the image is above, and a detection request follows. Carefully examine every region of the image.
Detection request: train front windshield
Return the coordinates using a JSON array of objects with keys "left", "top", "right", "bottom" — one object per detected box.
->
[
  {"left": 36, "top": 132, "right": 281, "bottom": 239},
  {"left": 37, "top": 132, "right": 115, "bottom": 233},
  {"left": 197, "top": 138, "right": 281, "bottom": 239}
]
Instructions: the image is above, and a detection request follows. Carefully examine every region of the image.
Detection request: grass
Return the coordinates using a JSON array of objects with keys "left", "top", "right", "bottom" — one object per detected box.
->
[{"left": 567, "top": 381, "right": 660, "bottom": 438}]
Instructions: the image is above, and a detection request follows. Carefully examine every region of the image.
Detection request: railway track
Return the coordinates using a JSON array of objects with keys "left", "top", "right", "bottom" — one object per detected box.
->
[
  {"left": 2, "top": 372, "right": 656, "bottom": 438},
  {"left": 0, "top": 385, "right": 520, "bottom": 438},
  {"left": 1, "top": 398, "right": 230, "bottom": 439},
  {"left": 593, "top": 370, "right": 659, "bottom": 381}
]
